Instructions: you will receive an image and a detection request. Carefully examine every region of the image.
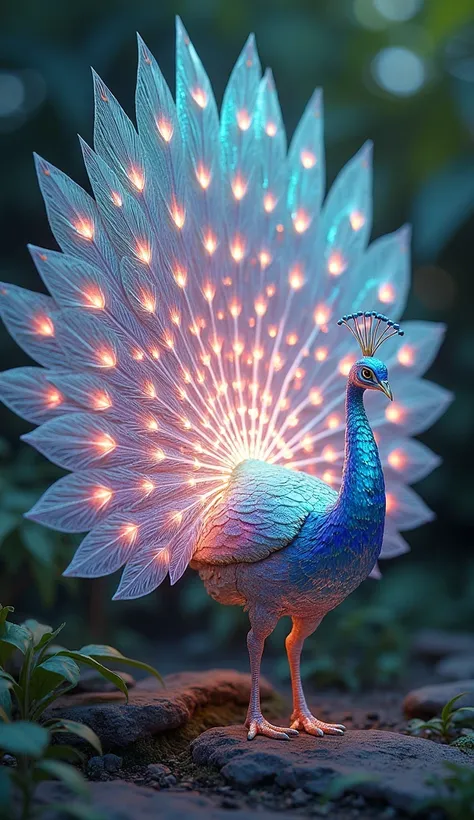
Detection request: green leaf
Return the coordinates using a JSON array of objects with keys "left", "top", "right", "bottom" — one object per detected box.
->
[
  {"left": 0, "top": 620, "right": 32, "bottom": 665},
  {"left": 30, "top": 655, "right": 80, "bottom": 702},
  {"left": 0, "top": 767, "right": 12, "bottom": 812},
  {"left": 79, "top": 644, "right": 163, "bottom": 684},
  {"left": 47, "top": 719, "right": 102, "bottom": 755},
  {"left": 35, "top": 760, "right": 89, "bottom": 798},
  {"left": 441, "top": 692, "right": 468, "bottom": 723},
  {"left": 0, "top": 679, "right": 12, "bottom": 719},
  {"left": 36, "top": 623, "right": 66, "bottom": 653},
  {"left": 56, "top": 651, "right": 129, "bottom": 701},
  {"left": 0, "top": 605, "right": 14, "bottom": 632},
  {"left": 0, "top": 721, "right": 49, "bottom": 757},
  {"left": 23, "top": 619, "right": 53, "bottom": 648},
  {"left": 0, "top": 513, "right": 18, "bottom": 546}
]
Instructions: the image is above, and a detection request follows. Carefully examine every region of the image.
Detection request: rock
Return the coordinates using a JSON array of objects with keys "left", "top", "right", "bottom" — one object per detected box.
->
[
  {"left": 87, "top": 756, "right": 105, "bottom": 779},
  {"left": 45, "top": 669, "right": 277, "bottom": 750},
  {"left": 103, "top": 753, "right": 122, "bottom": 773},
  {"left": 75, "top": 669, "right": 136, "bottom": 693},
  {"left": 191, "top": 726, "right": 468, "bottom": 814},
  {"left": 147, "top": 763, "right": 176, "bottom": 787},
  {"left": 436, "top": 653, "right": 474, "bottom": 681},
  {"left": 403, "top": 680, "right": 474, "bottom": 719},
  {"left": 412, "top": 629, "right": 474, "bottom": 661},
  {"left": 37, "top": 781, "right": 278, "bottom": 819}
]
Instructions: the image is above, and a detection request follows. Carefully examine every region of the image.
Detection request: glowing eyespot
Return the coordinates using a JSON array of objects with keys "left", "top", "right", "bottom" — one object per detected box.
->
[
  {"left": 302, "top": 435, "right": 313, "bottom": 453},
  {"left": 171, "top": 311, "right": 181, "bottom": 326},
  {"left": 156, "top": 117, "right": 173, "bottom": 142},
  {"left": 289, "top": 267, "right": 304, "bottom": 290},
  {"left": 73, "top": 219, "right": 94, "bottom": 240},
  {"left": 309, "top": 388, "right": 323, "bottom": 406},
  {"left": 191, "top": 87, "right": 207, "bottom": 108},
  {"left": 136, "top": 242, "right": 151, "bottom": 264},
  {"left": 254, "top": 298, "right": 267, "bottom": 317},
  {"left": 174, "top": 267, "right": 187, "bottom": 288},
  {"left": 397, "top": 345, "right": 415, "bottom": 366},
  {"left": 315, "top": 347, "right": 328, "bottom": 362},
  {"left": 350, "top": 211, "right": 365, "bottom": 231},
  {"left": 203, "top": 231, "right": 217, "bottom": 255},
  {"left": 128, "top": 167, "right": 145, "bottom": 191},
  {"left": 150, "top": 348, "right": 160, "bottom": 360},
  {"left": 386, "top": 493, "right": 396, "bottom": 514},
  {"left": 237, "top": 109, "right": 251, "bottom": 130},
  {"left": 93, "top": 392, "right": 111, "bottom": 410},
  {"left": 300, "top": 150, "right": 316, "bottom": 169},
  {"left": 292, "top": 209, "right": 310, "bottom": 234},
  {"left": 230, "top": 301, "right": 242, "bottom": 318},
  {"left": 339, "top": 356, "right": 355, "bottom": 377},
  {"left": 46, "top": 389, "right": 62, "bottom": 407},
  {"left": 273, "top": 353, "right": 284, "bottom": 371},
  {"left": 196, "top": 164, "right": 211, "bottom": 189},
  {"left": 203, "top": 283, "right": 215, "bottom": 302},
  {"left": 121, "top": 523, "right": 138, "bottom": 542},
  {"left": 230, "top": 236, "right": 245, "bottom": 262},
  {"left": 98, "top": 350, "right": 116, "bottom": 368},
  {"left": 253, "top": 346, "right": 264, "bottom": 361},
  {"left": 328, "top": 251, "right": 346, "bottom": 276},
  {"left": 268, "top": 325, "right": 277, "bottom": 338},
  {"left": 286, "top": 332, "right": 298, "bottom": 346},
  {"left": 144, "top": 381, "right": 156, "bottom": 399},
  {"left": 385, "top": 403, "right": 404, "bottom": 423},
  {"left": 266, "top": 284, "right": 276, "bottom": 297},
  {"left": 276, "top": 223, "right": 284, "bottom": 233},
  {"left": 154, "top": 448, "right": 165, "bottom": 462},
  {"left": 327, "top": 414, "right": 341, "bottom": 430},
  {"left": 95, "top": 434, "right": 116, "bottom": 455},
  {"left": 379, "top": 283, "right": 395, "bottom": 304},
  {"left": 132, "top": 348, "right": 144, "bottom": 361},
  {"left": 314, "top": 304, "right": 331, "bottom": 327},
  {"left": 388, "top": 449, "right": 406, "bottom": 470},
  {"left": 34, "top": 316, "right": 55, "bottom": 337},
  {"left": 323, "top": 470, "right": 335, "bottom": 485},
  {"left": 287, "top": 414, "right": 299, "bottom": 428},
  {"left": 258, "top": 250, "right": 271, "bottom": 269},
  {"left": 111, "top": 191, "right": 123, "bottom": 207},
  {"left": 211, "top": 338, "right": 223, "bottom": 355},
  {"left": 263, "top": 193, "right": 276, "bottom": 213},
  {"left": 171, "top": 203, "right": 185, "bottom": 229},
  {"left": 83, "top": 287, "right": 105, "bottom": 310},
  {"left": 141, "top": 479, "right": 155, "bottom": 494},
  {"left": 265, "top": 121, "right": 277, "bottom": 137},
  {"left": 232, "top": 175, "right": 247, "bottom": 200},
  {"left": 322, "top": 445, "right": 338, "bottom": 463},
  {"left": 147, "top": 418, "right": 158, "bottom": 431},
  {"left": 138, "top": 291, "right": 155, "bottom": 313},
  {"left": 171, "top": 511, "right": 183, "bottom": 526},
  {"left": 93, "top": 486, "right": 113, "bottom": 506}
]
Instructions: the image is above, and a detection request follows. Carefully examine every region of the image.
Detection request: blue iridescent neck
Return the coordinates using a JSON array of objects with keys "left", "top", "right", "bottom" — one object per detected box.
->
[{"left": 336, "top": 381, "right": 385, "bottom": 516}]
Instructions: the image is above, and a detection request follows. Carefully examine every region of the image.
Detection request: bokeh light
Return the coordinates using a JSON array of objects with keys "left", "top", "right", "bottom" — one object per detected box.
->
[{"left": 372, "top": 47, "right": 426, "bottom": 96}]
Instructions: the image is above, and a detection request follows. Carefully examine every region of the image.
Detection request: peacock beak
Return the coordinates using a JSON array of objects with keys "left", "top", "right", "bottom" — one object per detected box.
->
[{"left": 379, "top": 380, "right": 393, "bottom": 401}]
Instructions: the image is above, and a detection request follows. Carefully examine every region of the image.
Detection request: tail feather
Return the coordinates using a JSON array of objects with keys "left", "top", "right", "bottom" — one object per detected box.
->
[{"left": 0, "top": 20, "right": 452, "bottom": 597}]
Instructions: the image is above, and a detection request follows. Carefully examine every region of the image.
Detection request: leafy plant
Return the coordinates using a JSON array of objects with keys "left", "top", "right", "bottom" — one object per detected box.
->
[
  {"left": 407, "top": 693, "right": 474, "bottom": 744},
  {"left": 419, "top": 763, "right": 474, "bottom": 820},
  {"left": 0, "top": 604, "right": 163, "bottom": 819}
]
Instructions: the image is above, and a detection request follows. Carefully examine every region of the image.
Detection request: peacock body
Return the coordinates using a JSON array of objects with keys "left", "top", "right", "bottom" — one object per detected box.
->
[{"left": 0, "top": 20, "right": 452, "bottom": 740}]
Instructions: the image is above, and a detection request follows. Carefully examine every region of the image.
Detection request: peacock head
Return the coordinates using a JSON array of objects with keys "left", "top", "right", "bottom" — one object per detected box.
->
[{"left": 337, "top": 311, "right": 405, "bottom": 401}]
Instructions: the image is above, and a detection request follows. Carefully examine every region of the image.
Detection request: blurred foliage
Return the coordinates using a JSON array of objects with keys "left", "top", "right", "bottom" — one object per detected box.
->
[
  {"left": 407, "top": 692, "right": 474, "bottom": 744},
  {"left": 420, "top": 763, "right": 474, "bottom": 820},
  {"left": 0, "top": 0, "right": 473, "bottom": 667}
]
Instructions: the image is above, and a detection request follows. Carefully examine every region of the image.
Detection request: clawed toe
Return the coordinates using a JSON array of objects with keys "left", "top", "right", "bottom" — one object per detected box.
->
[
  {"left": 246, "top": 716, "right": 299, "bottom": 741},
  {"left": 291, "top": 713, "right": 346, "bottom": 736}
]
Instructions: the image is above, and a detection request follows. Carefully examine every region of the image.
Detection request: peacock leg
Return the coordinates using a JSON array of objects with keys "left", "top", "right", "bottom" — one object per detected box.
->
[
  {"left": 246, "top": 608, "right": 299, "bottom": 741},
  {"left": 286, "top": 616, "right": 346, "bottom": 737}
]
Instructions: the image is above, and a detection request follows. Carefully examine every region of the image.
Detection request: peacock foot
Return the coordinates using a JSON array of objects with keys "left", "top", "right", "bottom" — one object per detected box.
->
[
  {"left": 246, "top": 713, "right": 299, "bottom": 741},
  {"left": 290, "top": 710, "right": 346, "bottom": 737}
]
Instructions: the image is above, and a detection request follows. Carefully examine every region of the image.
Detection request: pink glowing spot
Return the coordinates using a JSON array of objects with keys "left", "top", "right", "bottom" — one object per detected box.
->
[
  {"left": 46, "top": 389, "right": 62, "bottom": 408},
  {"left": 93, "top": 486, "right": 113, "bottom": 507},
  {"left": 93, "top": 392, "right": 112, "bottom": 410},
  {"left": 315, "top": 347, "right": 328, "bottom": 362},
  {"left": 263, "top": 193, "right": 276, "bottom": 213},
  {"left": 386, "top": 493, "right": 396, "bottom": 514},
  {"left": 84, "top": 287, "right": 105, "bottom": 310},
  {"left": 293, "top": 209, "right": 310, "bottom": 234},
  {"left": 309, "top": 388, "right": 323, "bottom": 406},
  {"left": 156, "top": 117, "right": 173, "bottom": 142},
  {"left": 196, "top": 164, "right": 211, "bottom": 189},
  {"left": 385, "top": 403, "right": 404, "bottom": 424},
  {"left": 328, "top": 251, "right": 346, "bottom": 276},
  {"left": 397, "top": 345, "right": 415, "bottom": 366},
  {"left": 379, "top": 283, "right": 395, "bottom": 304},
  {"left": 258, "top": 250, "right": 271, "bottom": 269},
  {"left": 171, "top": 203, "right": 185, "bottom": 229},
  {"left": 121, "top": 523, "right": 138, "bottom": 542},
  {"left": 300, "top": 150, "right": 316, "bottom": 169},
  {"left": 314, "top": 304, "right": 330, "bottom": 327},
  {"left": 322, "top": 445, "right": 338, "bottom": 463},
  {"left": 174, "top": 267, "right": 187, "bottom": 288},
  {"left": 237, "top": 109, "right": 251, "bottom": 131},
  {"left": 136, "top": 242, "right": 151, "bottom": 265},
  {"left": 203, "top": 231, "right": 217, "bottom": 255},
  {"left": 327, "top": 414, "right": 341, "bottom": 430},
  {"left": 128, "top": 167, "right": 145, "bottom": 192},
  {"left": 338, "top": 356, "right": 356, "bottom": 377},
  {"left": 289, "top": 267, "right": 304, "bottom": 290},
  {"left": 34, "top": 316, "right": 55, "bottom": 337},
  {"left": 191, "top": 87, "right": 207, "bottom": 108},
  {"left": 230, "top": 236, "right": 245, "bottom": 262},
  {"left": 111, "top": 191, "right": 123, "bottom": 207},
  {"left": 73, "top": 219, "right": 94, "bottom": 240},
  {"left": 286, "top": 332, "right": 298, "bottom": 346},
  {"left": 388, "top": 449, "right": 406, "bottom": 470},
  {"left": 232, "top": 175, "right": 247, "bottom": 200},
  {"left": 95, "top": 434, "right": 116, "bottom": 455},
  {"left": 98, "top": 349, "right": 116, "bottom": 368},
  {"left": 350, "top": 211, "right": 365, "bottom": 231},
  {"left": 265, "top": 121, "right": 277, "bottom": 137}
]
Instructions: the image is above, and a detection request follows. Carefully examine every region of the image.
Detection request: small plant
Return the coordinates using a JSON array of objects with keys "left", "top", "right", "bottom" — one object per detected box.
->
[
  {"left": 407, "top": 693, "right": 474, "bottom": 744},
  {"left": 0, "top": 604, "right": 162, "bottom": 818},
  {"left": 419, "top": 763, "right": 474, "bottom": 820}
]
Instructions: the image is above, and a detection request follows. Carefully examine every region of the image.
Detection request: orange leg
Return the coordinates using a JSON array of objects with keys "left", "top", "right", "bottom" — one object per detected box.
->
[{"left": 286, "top": 616, "right": 346, "bottom": 737}]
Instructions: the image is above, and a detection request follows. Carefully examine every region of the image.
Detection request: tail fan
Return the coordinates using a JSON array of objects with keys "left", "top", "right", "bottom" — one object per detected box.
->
[{"left": 0, "top": 20, "right": 452, "bottom": 596}]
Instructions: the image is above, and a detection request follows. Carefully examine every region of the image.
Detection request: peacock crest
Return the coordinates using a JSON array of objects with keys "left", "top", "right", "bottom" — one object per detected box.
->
[{"left": 0, "top": 19, "right": 452, "bottom": 599}]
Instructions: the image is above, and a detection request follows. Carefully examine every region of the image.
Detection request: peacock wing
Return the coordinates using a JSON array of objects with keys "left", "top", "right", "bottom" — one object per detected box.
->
[{"left": 193, "top": 459, "right": 337, "bottom": 565}]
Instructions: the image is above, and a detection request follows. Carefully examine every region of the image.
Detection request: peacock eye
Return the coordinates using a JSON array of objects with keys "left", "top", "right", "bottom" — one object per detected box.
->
[{"left": 361, "top": 367, "right": 373, "bottom": 381}]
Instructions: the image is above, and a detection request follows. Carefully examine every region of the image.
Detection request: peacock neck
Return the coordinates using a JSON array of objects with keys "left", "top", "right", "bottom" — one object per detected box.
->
[{"left": 335, "top": 381, "right": 385, "bottom": 519}]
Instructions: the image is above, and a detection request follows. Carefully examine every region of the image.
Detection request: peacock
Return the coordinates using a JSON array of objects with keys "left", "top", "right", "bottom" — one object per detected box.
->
[{"left": 0, "top": 20, "right": 452, "bottom": 741}]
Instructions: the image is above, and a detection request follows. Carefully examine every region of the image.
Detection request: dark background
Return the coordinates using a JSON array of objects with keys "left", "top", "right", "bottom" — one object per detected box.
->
[{"left": 0, "top": 0, "right": 473, "bottom": 684}]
